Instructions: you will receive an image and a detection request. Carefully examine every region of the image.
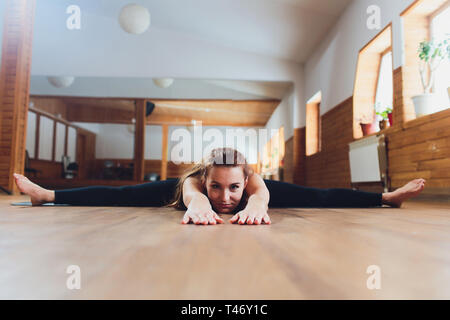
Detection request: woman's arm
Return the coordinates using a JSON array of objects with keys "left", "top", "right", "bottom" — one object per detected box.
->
[
  {"left": 244, "top": 173, "right": 270, "bottom": 210},
  {"left": 230, "top": 173, "right": 271, "bottom": 225},
  {"left": 181, "top": 176, "right": 224, "bottom": 225}
]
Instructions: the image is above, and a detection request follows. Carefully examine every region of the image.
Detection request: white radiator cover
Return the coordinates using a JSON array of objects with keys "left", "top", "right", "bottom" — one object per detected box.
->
[{"left": 348, "top": 134, "right": 387, "bottom": 183}]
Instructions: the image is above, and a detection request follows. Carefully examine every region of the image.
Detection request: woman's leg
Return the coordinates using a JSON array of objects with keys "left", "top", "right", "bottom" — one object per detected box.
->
[
  {"left": 54, "top": 178, "right": 180, "bottom": 206},
  {"left": 263, "top": 179, "right": 382, "bottom": 208},
  {"left": 14, "top": 173, "right": 180, "bottom": 207}
]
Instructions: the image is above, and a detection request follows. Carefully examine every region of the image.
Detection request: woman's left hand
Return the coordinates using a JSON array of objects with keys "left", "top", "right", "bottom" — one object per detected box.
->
[{"left": 229, "top": 203, "right": 271, "bottom": 225}]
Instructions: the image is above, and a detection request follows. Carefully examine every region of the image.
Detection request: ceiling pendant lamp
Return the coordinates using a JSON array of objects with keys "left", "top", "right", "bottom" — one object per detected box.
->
[
  {"left": 119, "top": 4, "right": 151, "bottom": 35},
  {"left": 153, "top": 78, "right": 174, "bottom": 88},
  {"left": 47, "top": 76, "right": 75, "bottom": 88}
]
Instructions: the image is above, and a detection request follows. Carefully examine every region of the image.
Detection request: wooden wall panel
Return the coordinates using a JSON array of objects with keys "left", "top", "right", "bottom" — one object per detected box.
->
[
  {"left": 283, "top": 136, "right": 294, "bottom": 183},
  {"left": 27, "top": 159, "right": 62, "bottom": 179},
  {"left": 134, "top": 100, "right": 145, "bottom": 181},
  {"left": 304, "top": 97, "right": 354, "bottom": 189},
  {"left": 75, "top": 129, "right": 96, "bottom": 179},
  {"left": 291, "top": 85, "right": 449, "bottom": 197},
  {"left": 293, "top": 127, "right": 305, "bottom": 185},
  {"left": 29, "top": 96, "right": 68, "bottom": 120},
  {"left": 387, "top": 107, "right": 450, "bottom": 193},
  {"left": 0, "top": 0, "right": 36, "bottom": 194}
]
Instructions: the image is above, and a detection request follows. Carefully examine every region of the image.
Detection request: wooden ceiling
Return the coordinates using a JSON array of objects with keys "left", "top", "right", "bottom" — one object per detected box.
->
[{"left": 47, "top": 96, "right": 281, "bottom": 127}]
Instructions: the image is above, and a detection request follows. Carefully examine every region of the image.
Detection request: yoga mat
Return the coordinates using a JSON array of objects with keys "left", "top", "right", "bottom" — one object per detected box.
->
[{"left": 10, "top": 202, "right": 69, "bottom": 206}]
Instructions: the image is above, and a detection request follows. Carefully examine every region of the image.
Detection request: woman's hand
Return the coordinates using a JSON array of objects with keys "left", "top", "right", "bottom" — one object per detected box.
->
[
  {"left": 229, "top": 195, "right": 271, "bottom": 225},
  {"left": 182, "top": 207, "right": 224, "bottom": 225},
  {"left": 181, "top": 193, "right": 224, "bottom": 225}
]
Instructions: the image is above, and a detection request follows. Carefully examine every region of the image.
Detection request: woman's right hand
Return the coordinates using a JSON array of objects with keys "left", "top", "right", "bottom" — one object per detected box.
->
[{"left": 181, "top": 206, "right": 224, "bottom": 225}]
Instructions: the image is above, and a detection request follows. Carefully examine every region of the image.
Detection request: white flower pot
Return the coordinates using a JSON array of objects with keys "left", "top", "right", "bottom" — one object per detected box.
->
[{"left": 412, "top": 93, "right": 439, "bottom": 117}]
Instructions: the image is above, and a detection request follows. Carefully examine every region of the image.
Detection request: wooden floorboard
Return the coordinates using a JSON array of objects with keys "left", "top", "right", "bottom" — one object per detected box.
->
[{"left": 0, "top": 195, "right": 449, "bottom": 299}]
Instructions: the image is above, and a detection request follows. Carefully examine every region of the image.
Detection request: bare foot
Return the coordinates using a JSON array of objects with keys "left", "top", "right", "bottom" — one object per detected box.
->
[
  {"left": 382, "top": 178, "right": 426, "bottom": 208},
  {"left": 13, "top": 173, "right": 55, "bottom": 206}
]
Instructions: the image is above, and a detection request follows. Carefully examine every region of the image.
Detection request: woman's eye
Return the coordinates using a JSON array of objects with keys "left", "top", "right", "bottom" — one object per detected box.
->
[
  {"left": 212, "top": 185, "right": 219, "bottom": 189},
  {"left": 231, "top": 185, "right": 238, "bottom": 190}
]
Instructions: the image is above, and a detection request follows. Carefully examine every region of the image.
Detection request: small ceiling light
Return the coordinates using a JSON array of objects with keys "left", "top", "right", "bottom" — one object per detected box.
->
[
  {"left": 119, "top": 4, "right": 151, "bottom": 35},
  {"left": 47, "top": 76, "right": 75, "bottom": 88},
  {"left": 153, "top": 78, "right": 174, "bottom": 88}
]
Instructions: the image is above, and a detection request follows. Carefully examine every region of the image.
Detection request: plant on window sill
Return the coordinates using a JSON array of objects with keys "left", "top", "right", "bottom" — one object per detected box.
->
[
  {"left": 412, "top": 37, "right": 450, "bottom": 117},
  {"left": 376, "top": 105, "right": 393, "bottom": 130}
]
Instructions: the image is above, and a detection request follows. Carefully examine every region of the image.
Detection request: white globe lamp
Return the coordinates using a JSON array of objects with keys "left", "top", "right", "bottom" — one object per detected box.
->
[
  {"left": 119, "top": 4, "right": 151, "bottom": 35},
  {"left": 153, "top": 78, "right": 174, "bottom": 88},
  {"left": 47, "top": 76, "right": 75, "bottom": 88}
]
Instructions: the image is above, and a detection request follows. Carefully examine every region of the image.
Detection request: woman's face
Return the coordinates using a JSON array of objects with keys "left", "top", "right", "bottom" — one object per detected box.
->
[{"left": 205, "top": 166, "right": 248, "bottom": 214}]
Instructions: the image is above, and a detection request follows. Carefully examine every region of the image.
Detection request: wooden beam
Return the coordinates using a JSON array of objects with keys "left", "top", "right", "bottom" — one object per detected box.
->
[
  {"left": 65, "top": 104, "right": 265, "bottom": 126},
  {"left": 0, "top": 0, "right": 36, "bottom": 194},
  {"left": 34, "top": 114, "right": 40, "bottom": 160},
  {"left": 161, "top": 124, "right": 168, "bottom": 181},
  {"left": 134, "top": 100, "right": 145, "bottom": 182}
]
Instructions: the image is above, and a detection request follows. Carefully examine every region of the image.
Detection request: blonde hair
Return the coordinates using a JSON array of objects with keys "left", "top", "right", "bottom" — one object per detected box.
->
[{"left": 167, "top": 147, "right": 253, "bottom": 210}]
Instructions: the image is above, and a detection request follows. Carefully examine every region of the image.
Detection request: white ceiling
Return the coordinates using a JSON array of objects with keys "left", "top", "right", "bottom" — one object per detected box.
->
[
  {"left": 37, "top": 0, "right": 352, "bottom": 64},
  {"left": 25, "top": 0, "right": 352, "bottom": 100}
]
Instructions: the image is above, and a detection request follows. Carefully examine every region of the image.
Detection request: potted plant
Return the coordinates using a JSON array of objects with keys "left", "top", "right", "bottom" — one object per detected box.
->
[
  {"left": 359, "top": 111, "right": 377, "bottom": 136},
  {"left": 412, "top": 38, "right": 449, "bottom": 117},
  {"left": 376, "top": 106, "right": 393, "bottom": 129}
]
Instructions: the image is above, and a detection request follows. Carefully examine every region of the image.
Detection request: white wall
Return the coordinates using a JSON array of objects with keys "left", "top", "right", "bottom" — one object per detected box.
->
[
  {"left": 146, "top": 125, "right": 163, "bottom": 160},
  {"left": 94, "top": 124, "right": 134, "bottom": 159},
  {"left": 265, "top": 87, "right": 296, "bottom": 141},
  {"left": 304, "top": 0, "right": 416, "bottom": 115},
  {"left": 38, "top": 116, "right": 54, "bottom": 161}
]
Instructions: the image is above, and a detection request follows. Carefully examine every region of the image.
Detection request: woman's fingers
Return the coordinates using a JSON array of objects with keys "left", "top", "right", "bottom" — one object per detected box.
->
[
  {"left": 238, "top": 212, "right": 248, "bottom": 224},
  {"left": 206, "top": 212, "right": 216, "bottom": 225},
  {"left": 192, "top": 215, "right": 200, "bottom": 224},
  {"left": 181, "top": 214, "right": 190, "bottom": 224},
  {"left": 182, "top": 211, "right": 223, "bottom": 225},
  {"left": 182, "top": 210, "right": 268, "bottom": 226},
  {"left": 229, "top": 213, "right": 239, "bottom": 223},
  {"left": 230, "top": 211, "right": 269, "bottom": 225},
  {"left": 199, "top": 215, "right": 208, "bottom": 225},
  {"left": 214, "top": 213, "right": 224, "bottom": 224},
  {"left": 262, "top": 214, "right": 271, "bottom": 224}
]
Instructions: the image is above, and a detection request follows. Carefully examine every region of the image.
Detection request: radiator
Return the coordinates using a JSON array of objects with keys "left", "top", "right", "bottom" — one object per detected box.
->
[{"left": 348, "top": 134, "right": 388, "bottom": 191}]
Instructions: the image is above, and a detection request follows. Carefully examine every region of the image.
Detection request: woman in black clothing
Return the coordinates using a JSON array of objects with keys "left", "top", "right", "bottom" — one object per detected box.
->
[{"left": 14, "top": 147, "right": 425, "bottom": 225}]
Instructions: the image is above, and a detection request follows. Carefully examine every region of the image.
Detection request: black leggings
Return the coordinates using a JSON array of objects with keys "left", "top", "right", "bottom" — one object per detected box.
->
[{"left": 54, "top": 179, "right": 382, "bottom": 208}]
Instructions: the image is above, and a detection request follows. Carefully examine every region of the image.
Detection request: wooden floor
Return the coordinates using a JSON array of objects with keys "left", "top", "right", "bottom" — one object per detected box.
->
[{"left": 1, "top": 195, "right": 449, "bottom": 299}]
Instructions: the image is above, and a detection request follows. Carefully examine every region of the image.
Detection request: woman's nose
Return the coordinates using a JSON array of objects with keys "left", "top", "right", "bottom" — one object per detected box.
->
[{"left": 220, "top": 190, "right": 230, "bottom": 201}]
